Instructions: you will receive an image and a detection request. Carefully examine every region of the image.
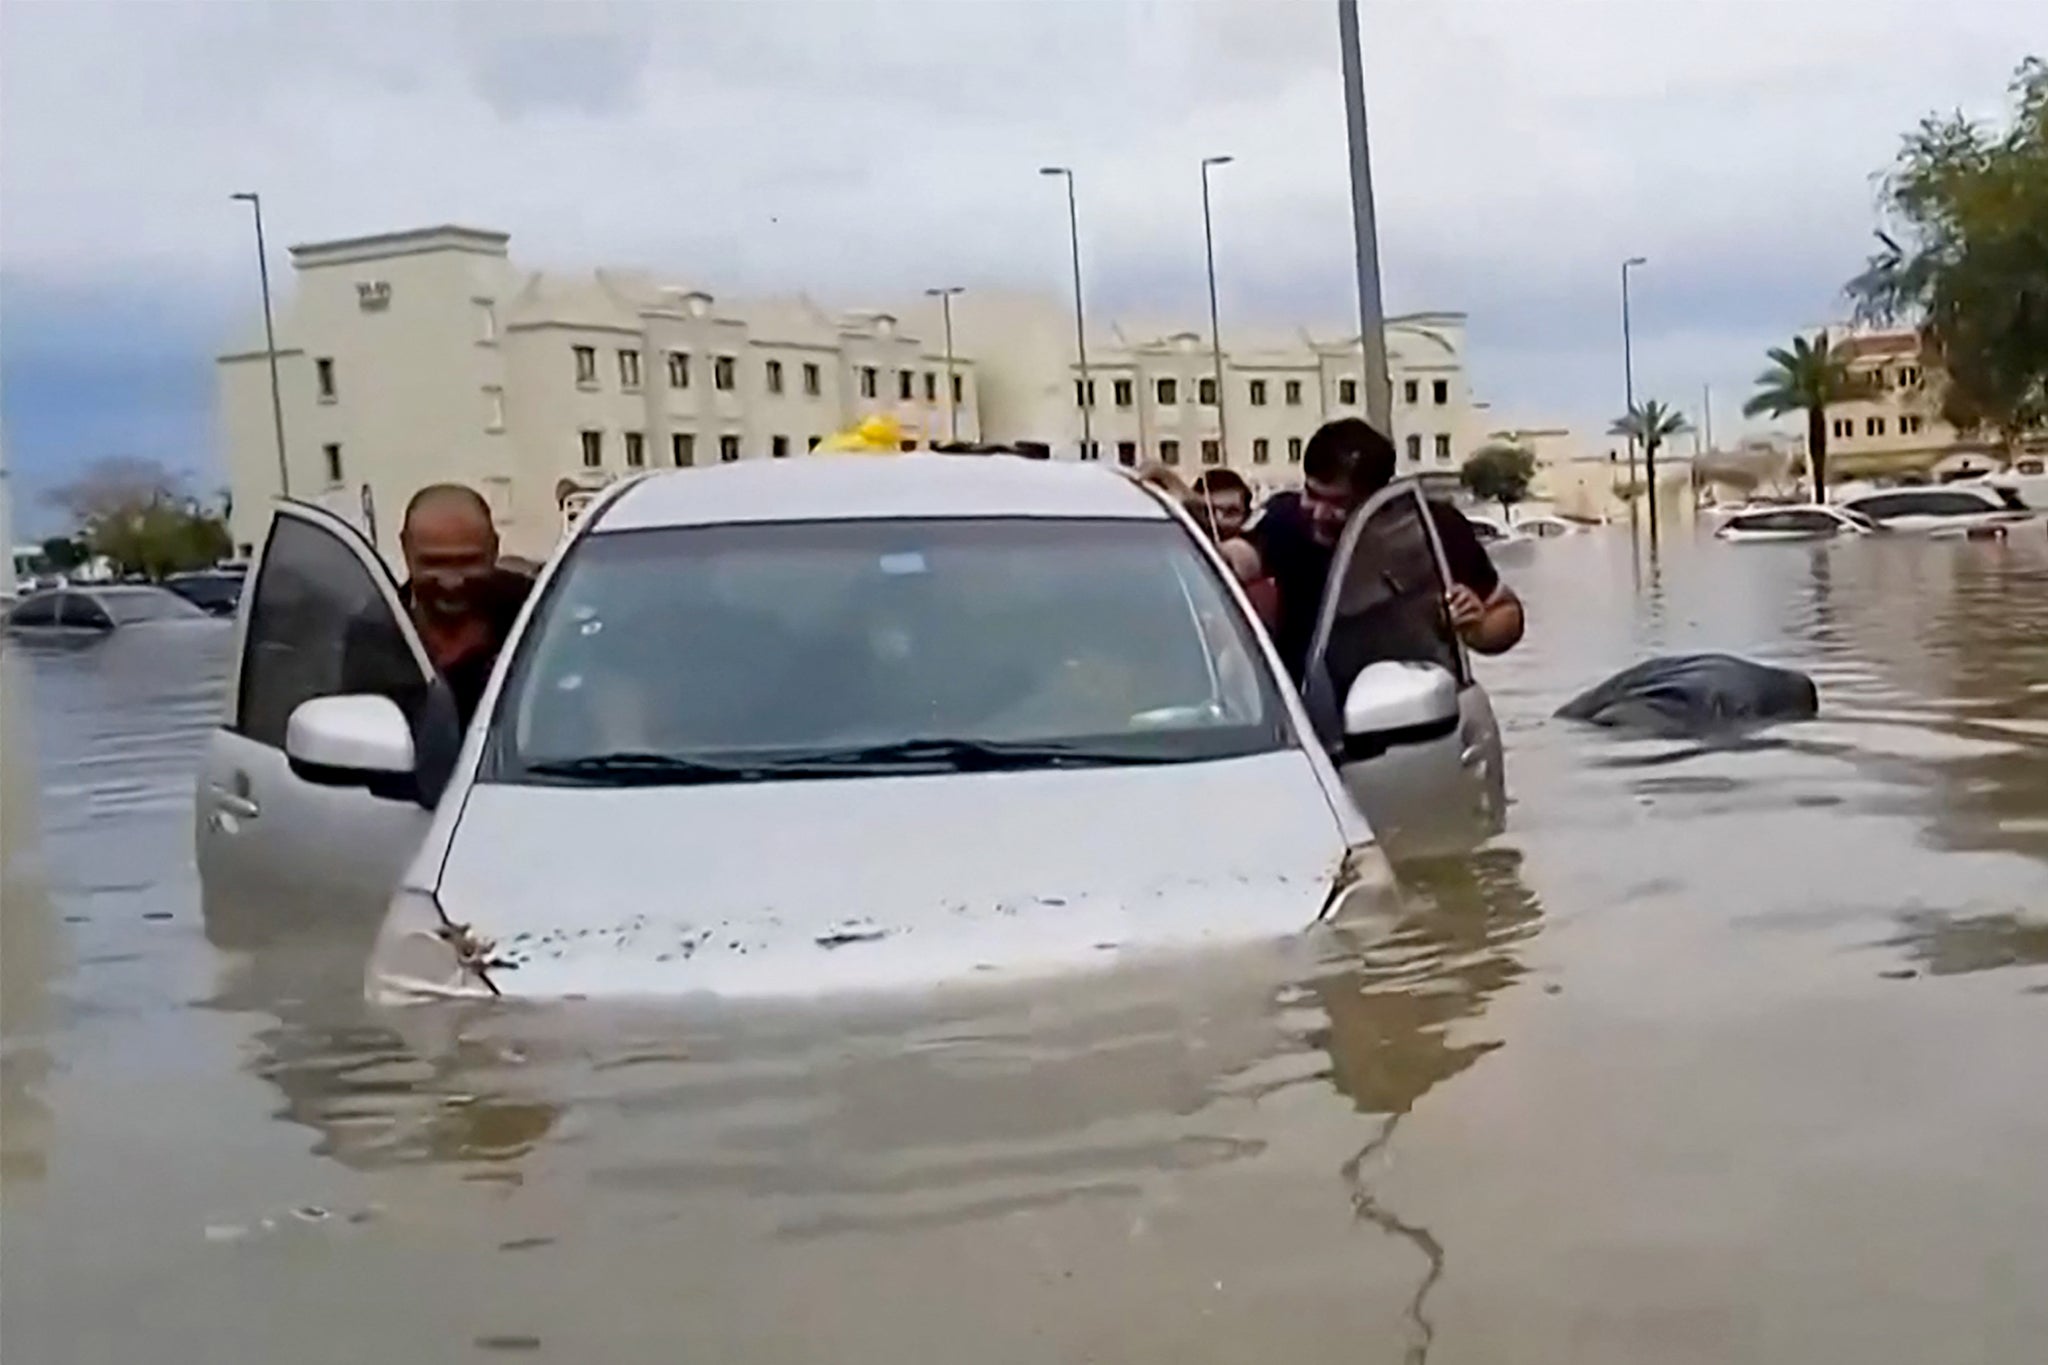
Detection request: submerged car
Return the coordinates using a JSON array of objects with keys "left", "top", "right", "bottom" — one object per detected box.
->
[
  {"left": 6, "top": 584, "right": 211, "bottom": 633},
  {"left": 1715, "top": 505, "right": 1879, "bottom": 542},
  {"left": 196, "top": 458, "right": 1505, "bottom": 1002},
  {"left": 1838, "top": 485, "right": 2034, "bottom": 534},
  {"left": 164, "top": 568, "right": 246, "bottom": 617}
]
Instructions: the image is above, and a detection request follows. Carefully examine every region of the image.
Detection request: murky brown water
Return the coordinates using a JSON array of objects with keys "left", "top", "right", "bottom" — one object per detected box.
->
[{"left": 5, "top": 527, "right": 2047, "bottom": 1363}]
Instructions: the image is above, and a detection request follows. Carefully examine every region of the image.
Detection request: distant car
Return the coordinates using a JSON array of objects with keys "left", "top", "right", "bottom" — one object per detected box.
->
[
  {"left": 1511, "top": 515, "right": 1584, "bottom": 539},
  {"left": 5, "top": 584, "right": 211, "bottom": 633},
  {"left": 1464, "top": 515, "right": 1529, "bottom": 548},
  {"left": 1715, "top": 505, "right": 1879, "bottom": 542},
  {"left": 164, "top": 569, "right": 246, "bottom": 617},
  {"left": 1839, "top": 485, "right": 2034, "bottom": 534}
]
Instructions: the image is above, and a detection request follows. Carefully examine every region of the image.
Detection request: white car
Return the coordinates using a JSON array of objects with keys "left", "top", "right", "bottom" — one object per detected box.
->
[
  {"left": 195, "top": 459, "right": 1506, "bottom": 1002},
  {"left": 1508, "top": 514, "right": 1585, "bottom": 540},
  {"left": 1839, "top": 484, "right": 2034, "bottom": 534},
  {"left": 1715, "top": 505, "right": 1879, "bottom": 542}
]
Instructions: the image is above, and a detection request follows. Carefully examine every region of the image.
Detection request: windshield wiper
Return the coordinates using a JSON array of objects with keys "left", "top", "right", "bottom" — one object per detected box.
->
[
  {"left": 760, "top": 737, "right": 1180, "bottom": 772},
  {"left": 523, "top": 752, "right": 773, "bottom": 786}
]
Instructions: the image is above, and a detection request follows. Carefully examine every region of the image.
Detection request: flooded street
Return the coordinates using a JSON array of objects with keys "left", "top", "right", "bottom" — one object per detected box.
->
[{"left": 5, "top": 528, "right": 2047, "bottom": 1363}]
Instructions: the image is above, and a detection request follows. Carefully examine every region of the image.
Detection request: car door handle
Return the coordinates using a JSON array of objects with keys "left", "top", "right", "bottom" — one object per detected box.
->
[{"left": 211, "top": 790, "right": 260, "bottom": 820}]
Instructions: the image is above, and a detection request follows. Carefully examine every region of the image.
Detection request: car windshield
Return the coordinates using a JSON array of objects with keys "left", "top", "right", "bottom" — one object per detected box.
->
[
  {"left": 484, "top": 516, "right": 1291, "bottom": 784},
  {"left": 100, "top": 588, "right": 206, "bottom": 623}
]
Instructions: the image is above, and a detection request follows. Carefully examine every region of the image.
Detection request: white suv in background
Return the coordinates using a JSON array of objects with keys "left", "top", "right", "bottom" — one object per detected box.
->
[{"left": 1839, "top": 485, "right": 2035, "bottom": 534}]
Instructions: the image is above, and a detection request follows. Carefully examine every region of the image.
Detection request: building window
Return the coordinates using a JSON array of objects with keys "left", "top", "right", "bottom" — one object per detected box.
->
[
  {"left": 1866, "top": 416, "right": 1886, "bottom": 437},
  {"left": 1284, "top": 379, "right": 1302, "bottom": 406},
  {"left": 672, "top": 432, "right": 695, "bottom": 466},
  {"left": 1160, "top": 439, "right": 1181, "bottom": 465},
  {"left": 1201, "top": 439, "right": 1221, "bottom": 465},
  {"left": 1434, "top": 434, "right": 1452, "bottom": 461},
  {"left": 766, "top": 359, "right": 784, "bottom": 394},
  {"left": 803, "top": 362, "right": 822, "bottom": 396},
  {"left": 1080, "top": 441, "right": 1100, "bottom": 461},
  {"left": 771, "top": 435, "right": 789, "bottom": 458},
  {"left": 1869, "top": 367, "right": 1886, "bottom": 388},
  {"left": 624, "top": 432, "right": 646, "bottom": 468},
  {"left": 1406, "top": 434, "right": 1423, "bottom": 463},
  {"left": 1403, "top": 379, "right": 1418, "bottom": 404},
  {"left": 951, "top": 373, "right": 964, "bottom": 404},
  {"left": 1114, "top": 378, "right": 1134, "bottom": 408},
  {"left": 860, "top": 366, "right": 878, "bottom": 399},
  {"left": 667, "top": 351, "right": 690, "bottom": 389},
  {"left": 807, "top": 434, "right": 822, "bottom": 450},
  {"left": 1249, "top": 379, "right": 1267, "bottom": 407},
  {"left": 713, "top": 355, "right": 736, "bottom": 391},
  {"left": 1899, "top": 365, "right": 1921, "bottom": 387},
  {"left": 1157, "top": 377, "right": 1178, "bottom": 406},
  {"left": 1075, "top": 379, "right": 1096, "bottom": 407},
  {"left": 1832, "top": 418, "right": 1852, "bottom": 439},
  {"left": 322, "top": 443, "right": 343, "bottom": 486},
  {"left": 484, "top": 386, "right": 505, "bottom": 432},
  {"left": 719, "top": 435, "right": 741, "bottom": 463},
  {"left": 580, "top": 430, "right": 603, "bottom": 468},
  {"left": 1338, "top": 378, "right": 1358, "bottom": 406},
  {"left": 1433, "top": 379, "right": 1449, "bottom": 405},
  {"left": 899, "top": 369, "right": 914, "bottom": 401},
  {"left": 1287, "top": 436, "right": 1303, "bottom": 463},
  {"left": 315, "top": 357, "right": 336, "bottom": 401},
  {"left": 619, "top": 349, "right": 642, "bottom": 390},
  {"left": 574, "top": 346, "right": 597, "bottom": 386},
  {"left": 1901, "top": 414, "right": 1923, "bottom": 435},
  {"left": 899, "top": 440, "right": 917, "bottom": 452},
  {"left": 476, "top": 300, "right": 497, "bottom": 343},
  {"left": 1198, "top": 377, "right": 1218, "bottom": 406},
  {"left": 1252, "top": 438, "right": 1270, "bottom": 464},
  {"left": 925, "top": 371, "right": 938, "bottom": 402},
  {"left": 1117, "top": 441, "right": 1137, "bottom": 465}
]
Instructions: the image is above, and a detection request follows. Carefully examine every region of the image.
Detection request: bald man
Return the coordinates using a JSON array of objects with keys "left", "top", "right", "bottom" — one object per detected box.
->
[{"left": 344, "top": 484, "right": 532, "bottom": 725}]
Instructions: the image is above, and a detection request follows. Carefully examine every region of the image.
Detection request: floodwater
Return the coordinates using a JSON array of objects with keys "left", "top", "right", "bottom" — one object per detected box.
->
[{"left": 4, "top": 527, "right": 2047, "bottom": 1363}]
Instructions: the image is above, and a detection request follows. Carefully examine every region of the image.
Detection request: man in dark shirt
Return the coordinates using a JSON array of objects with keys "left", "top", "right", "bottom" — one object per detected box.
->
[
  {"left": 346, "top": 484, "right": 532, "bottom": 726},
  {"left": 1247, "top": 418, "right": 1523, "bottom": 678}
]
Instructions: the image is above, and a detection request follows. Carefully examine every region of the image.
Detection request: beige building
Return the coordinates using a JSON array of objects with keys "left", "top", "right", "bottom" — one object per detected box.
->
[
  {"left": 1821, "top": 326, "right": 2048, "bottom": 481},
  {"left": 218, "top": 225, "right": 982, "bottom": 563},
  {"left": 936, "top": 291, "right": 1483, "bottom": 494}
]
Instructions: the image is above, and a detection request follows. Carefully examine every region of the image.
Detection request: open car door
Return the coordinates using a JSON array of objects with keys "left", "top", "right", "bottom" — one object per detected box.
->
[
  {"left": 195, "top": 502, "right": 437, "bottom": 951},
  {"left": 1301, "top": 481, "right": 1505, "bottom": 850}
]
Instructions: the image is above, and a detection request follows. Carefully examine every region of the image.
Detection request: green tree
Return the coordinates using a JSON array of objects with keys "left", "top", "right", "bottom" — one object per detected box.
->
[
  {"left": 1848, "top": 57, "right": 2048, "bottom": 449},
  {"left": 1741, "top": 332, "right": 1870, "bottom": 503},
  {"left": 43, "top": 456, "right": 232, "bottom": 579},
  {"left": 1458, "top": 443, "right": 1538, "bottom": 520},
  {"left": 38, "top": 537, "right": 87, "bottom": 572}
]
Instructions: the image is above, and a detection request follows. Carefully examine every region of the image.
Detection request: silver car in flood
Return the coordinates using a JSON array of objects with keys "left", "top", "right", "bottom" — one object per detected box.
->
[{"left": 195, "top": 457, "right": 1504, "bottom": 1001}]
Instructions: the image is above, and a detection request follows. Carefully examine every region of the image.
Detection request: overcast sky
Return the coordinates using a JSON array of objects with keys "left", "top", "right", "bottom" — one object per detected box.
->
[{"left": 0, "top": 0, "right": 2036, "bottom": 527}]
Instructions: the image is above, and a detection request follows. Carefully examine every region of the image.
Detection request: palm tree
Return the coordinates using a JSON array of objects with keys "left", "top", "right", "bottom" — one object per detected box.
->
[
  {"left": 1741, "top": 331, "right": 1867, "bottom": 504},
  {"left": 1607, "top": 399, "right": 1691, "bottom": 498}
]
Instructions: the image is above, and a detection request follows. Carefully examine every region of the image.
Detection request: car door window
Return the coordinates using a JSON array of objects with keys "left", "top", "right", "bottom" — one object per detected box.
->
[
  {"left": 235, "top": 510, "right": 429, "bottom": 750},
  {"left": 58, "top": 593, "right": 113, "bottom": 629},
  {"left": 7, "top": 594, "right": 59, "bottom": 627},
  {"left": 1300, "top": 483, "right": 1466, "bottom": 745}
]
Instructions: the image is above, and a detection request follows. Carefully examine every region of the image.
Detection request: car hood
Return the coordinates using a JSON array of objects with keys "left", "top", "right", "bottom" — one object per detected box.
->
[{"left": 426, "top": 750, "right": 1359, "bottom": 999}]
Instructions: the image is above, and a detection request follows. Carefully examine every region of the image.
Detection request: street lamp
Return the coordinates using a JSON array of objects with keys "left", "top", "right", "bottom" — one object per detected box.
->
[
  {"left": 1620, "top": 254, "right": 1647, "bottom": 499},
  {"left": 924, "top": 286, "right": 965, "bottom": 442},
  {"left": 231, "top": 191, "right": 291, "bottom": 499},
  {"left": 1039, "top": 166, "right": 1093, "bottom": 460},
  {"left": 1336, "top": 0, "right": 1392, "bottom": 435},
  {"left": 1200, "top": 155, "right": 1234, "bottom": 465}
]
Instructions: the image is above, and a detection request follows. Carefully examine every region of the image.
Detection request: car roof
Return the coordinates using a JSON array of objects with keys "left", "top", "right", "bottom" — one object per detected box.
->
[{"left": 593, "top": 454, "right": 1172, "bottom": 533}]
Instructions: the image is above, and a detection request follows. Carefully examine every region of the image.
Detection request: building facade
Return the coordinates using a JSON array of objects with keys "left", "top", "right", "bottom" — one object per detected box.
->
[
  {"left": 218, "top": 226, "right": 982, "bottom": 562},
  {"left": 1820, "top": 326, "right": 2048, "bottom": 481}
]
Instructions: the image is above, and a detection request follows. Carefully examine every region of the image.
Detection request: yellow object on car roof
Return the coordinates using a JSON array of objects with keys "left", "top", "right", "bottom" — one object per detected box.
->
[{"left": 815, "top": 415, "right": 905, "bottom": 454}]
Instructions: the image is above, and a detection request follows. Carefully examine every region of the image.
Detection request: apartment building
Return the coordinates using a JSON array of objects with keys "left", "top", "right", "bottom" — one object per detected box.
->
[
  {"left": 217, "top": 225, "right": 981, "bottom": 562},
  {"left": 1815, "top": 326, "right": 2048, "bottom": 481},
  {"left": 938, "top": 291, "right": 1482, "bottom": 493}
]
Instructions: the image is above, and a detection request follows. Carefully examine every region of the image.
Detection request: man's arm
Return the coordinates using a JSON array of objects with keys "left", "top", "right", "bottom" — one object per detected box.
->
[{"left": 1429, "top": 504, "right": 1524, "bottom": 655}]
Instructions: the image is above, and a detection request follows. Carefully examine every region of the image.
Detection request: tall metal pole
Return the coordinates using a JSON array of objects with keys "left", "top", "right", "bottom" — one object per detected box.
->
[
  {"left": 1201, "top": 155, "right": 1234, "bottom": 465},
  {"left": 1700, "top": 382, "right": 1713, "bottom": 453},
  {"left": 233, "top": 192, "right": 291, "bottom": 498},
  {"left": 925, "top": 286, "right": 964, "bottom": 442},
  {"left": 1041, "top": 167, "right": 1093, "bottom": 460},
  {"left": 1337, "top": 0, "right": 1392, "bottom": 436},
  {"left": 1621, "top": 256, "right": 1645, "bottom": 496}
]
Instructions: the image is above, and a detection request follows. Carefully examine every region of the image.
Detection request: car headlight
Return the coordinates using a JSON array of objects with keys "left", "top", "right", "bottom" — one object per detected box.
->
[{"left": 365, "top": 887, "right": 499, "bottom": 1004}]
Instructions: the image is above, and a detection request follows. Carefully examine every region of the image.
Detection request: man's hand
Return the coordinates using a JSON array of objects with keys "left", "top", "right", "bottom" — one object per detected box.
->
[{"left": 1445, "top": 583, "right": 1485, "bottom": 631}]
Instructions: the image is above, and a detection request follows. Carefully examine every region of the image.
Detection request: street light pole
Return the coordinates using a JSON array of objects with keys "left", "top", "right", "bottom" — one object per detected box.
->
[
  {"left": 232, "top": 192, "right": 291, "bottom": 499},
  {"left": 1200, "top": 155, "right": 1234, "bottom": 465},
  {"left": 1620, "top": 255, "right": 1646, "bottom": 496},
  {"left": 925, "top": 286, "right": 964, "bottom": 442},
  {"left": 1336, "top": 0, "right": 1393, "bottom": 436},
  {"left": 1040, "top": 167, "right": 1094, "bottom": 460}
]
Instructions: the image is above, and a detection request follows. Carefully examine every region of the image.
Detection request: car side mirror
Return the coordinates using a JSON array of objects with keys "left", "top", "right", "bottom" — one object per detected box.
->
[
  {"left": 286, "top": 694, "right": 420, "bottom": 801},
  {"left": 1341, "top": 660, "right": 1460, "bottom": 759}
]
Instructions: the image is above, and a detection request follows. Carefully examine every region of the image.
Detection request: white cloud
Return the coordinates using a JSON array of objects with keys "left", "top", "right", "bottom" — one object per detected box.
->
[{"left": 0, "top": 0, "right": 2036, "bottom": 438}]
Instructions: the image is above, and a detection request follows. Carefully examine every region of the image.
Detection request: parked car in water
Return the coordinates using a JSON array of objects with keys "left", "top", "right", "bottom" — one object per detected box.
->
[
  {"left": 1838, "top": 485, "right": 2034, "bottom": 534},
  {"left": 1715, "top": 505, "right": 1880, "bottom": 542},
  {"left": 196, "top": 460, "right": 1506, "bottom": 1002},
  {"left": 164, "top": 568, "right": 247, "bottom": 617},
  {"left": 6, "top": 584, "right": 211, "bottom": 634}
]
